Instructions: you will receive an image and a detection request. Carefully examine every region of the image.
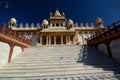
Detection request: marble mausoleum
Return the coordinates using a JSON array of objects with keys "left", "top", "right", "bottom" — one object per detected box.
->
[{"left": 8, "top": 9, "right": 105, "bottom": 46}]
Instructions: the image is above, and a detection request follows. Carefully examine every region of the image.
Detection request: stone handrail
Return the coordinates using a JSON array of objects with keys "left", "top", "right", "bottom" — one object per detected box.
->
[
  {"left": 0, "top": 23, "right": 31, "bottom": 46},
  {"left": 87, "top": 20, "right": 120, "bottom": 46},
  {"left": 87, "top": 20, "right": 120, "bottom": 58},
  {"left": 0, "top": 23, "right": 31, "bottom": 63}
]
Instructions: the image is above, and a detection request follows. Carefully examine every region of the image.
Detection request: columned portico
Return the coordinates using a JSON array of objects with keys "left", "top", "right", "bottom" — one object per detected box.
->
[{"left": 39, "top": 34, "right": 75, "bottom": 45}]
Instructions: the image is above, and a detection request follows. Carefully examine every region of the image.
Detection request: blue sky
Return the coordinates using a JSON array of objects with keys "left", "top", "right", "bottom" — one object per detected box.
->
[{"left": 0, "top": 0, "right": 120, "bottom": 26}]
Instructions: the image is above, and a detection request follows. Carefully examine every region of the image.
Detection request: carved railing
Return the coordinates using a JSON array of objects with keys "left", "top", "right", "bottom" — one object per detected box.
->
[
  {"left": 87, "top": 20, "right": 120, "bottom": 46},
  {"left": 0, "top": 23, "right": 31, "bottom": 63},
  {"left": 0, "top": 23, "right": 31, "bottom": 46}
]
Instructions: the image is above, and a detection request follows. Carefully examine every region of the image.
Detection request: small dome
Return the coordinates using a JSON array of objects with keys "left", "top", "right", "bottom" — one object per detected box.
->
[
  {"left": 10, "top": 18, "right": 17, "bottom": 23},
  {"left": 68, "top": 19, "right": 73, "bottom": 25},
  {"left": 42, "top": 19, "right": 48, "bottom": 25},
  {"left": 62, "top": 12, "right": 65, "bottom": 16},
  {"left": 96, "top": 17, "right": 103, "bottom": 24}
]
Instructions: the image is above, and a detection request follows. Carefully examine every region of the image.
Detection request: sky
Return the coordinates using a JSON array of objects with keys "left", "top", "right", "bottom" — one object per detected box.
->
[{"left": 0, "top": 0, "right": 120, "bottom": 27}]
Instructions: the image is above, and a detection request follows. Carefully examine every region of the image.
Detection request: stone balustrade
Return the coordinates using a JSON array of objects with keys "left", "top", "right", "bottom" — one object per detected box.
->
[
  {"left": 0, "top": 23, "right": 31, "bottom": 66},
  {"left": 0, "top": 24, "right": 31, "bottom": 45},
  {"left": 87, "top": 20, "right": 120, "bottom": 63},
  {"left": 18, "top": 23, "right": 40, "bottom": 29},
  {"left": 13, "top": 22, "right": 95, "bottom": 30},
  {"left": 87, "top": 20, "right": 120, "bottom": 46},
  {"left": 79, "top": 22, "right": 95, "bottom": 28}
]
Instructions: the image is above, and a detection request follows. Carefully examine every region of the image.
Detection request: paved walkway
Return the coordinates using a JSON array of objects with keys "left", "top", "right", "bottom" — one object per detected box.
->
[{"left": 0, "top": 45, "right": 120, "bottom": 80}]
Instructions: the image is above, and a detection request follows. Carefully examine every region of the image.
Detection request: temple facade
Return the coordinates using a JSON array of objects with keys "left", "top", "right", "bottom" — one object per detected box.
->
[{"left": 8, "top": 9, "right": 105, "bottom": 46}]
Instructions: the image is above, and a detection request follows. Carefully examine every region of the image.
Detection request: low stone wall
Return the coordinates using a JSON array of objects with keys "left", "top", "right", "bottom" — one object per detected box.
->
[
  {"left": 0, "top": 41, "right": 22, "bottom": 68},
  {"left": 0, "top": 42, "right": 10, "bottom": 67},
  {"left": 97, "top": 39, "right": 120, "bottom": 63}
]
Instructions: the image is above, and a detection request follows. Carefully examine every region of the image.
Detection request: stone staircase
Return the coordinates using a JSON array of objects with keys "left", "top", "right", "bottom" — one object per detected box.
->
[{"left": 0, "top": 45, "right": 120, "bottom": 80}]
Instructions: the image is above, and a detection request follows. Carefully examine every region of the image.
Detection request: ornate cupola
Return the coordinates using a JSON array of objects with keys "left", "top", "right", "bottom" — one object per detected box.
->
[
  {"left": 48, "top": 9, "right": 67, "bottom": 28},
  {"left": 42, "top": 19, "right": 49, "bottom": 29},
  {"left": 62, "top": 12, "right": 65, "bottom": 18},
  {"left": 67, "top": 19, "right": 74, "bottom": 29},
  {"left": 50, "top": 12, "right": 53, "bottom": 18},
  {"left": 96, "top": 17, "right": 104, "bottom": 28},
  {"left": 9, "top": 18, "right": 17, "bottom": 28}
]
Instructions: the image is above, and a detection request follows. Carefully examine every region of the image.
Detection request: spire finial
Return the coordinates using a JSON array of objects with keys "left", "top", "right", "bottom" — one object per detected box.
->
[{"left": 54, "top": 8, "right": 61, "bottom": 17}]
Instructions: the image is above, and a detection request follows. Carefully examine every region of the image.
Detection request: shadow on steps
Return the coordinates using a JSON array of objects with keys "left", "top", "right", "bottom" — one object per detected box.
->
[{"left": 77, "top": 45, "right": 120, "bottom": 76}]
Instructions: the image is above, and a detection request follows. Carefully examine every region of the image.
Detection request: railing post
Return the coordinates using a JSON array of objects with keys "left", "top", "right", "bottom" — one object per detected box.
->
[
  {"left": 8, "top": 43, "right": 15, "bottom": 63},
  {"left": 113, "top": 22, "right": 118, "bottom": 33},
  {"left": 107, "top": 27, "right": 111, "bottom": 35},
  {"left": 105, "top": 41, "right": 112, "bottom": 59}
]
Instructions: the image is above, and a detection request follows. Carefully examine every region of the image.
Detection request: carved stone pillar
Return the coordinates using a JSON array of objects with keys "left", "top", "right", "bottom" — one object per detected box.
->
[
  {"left": 66, "top": 35, "right": 68, "bottom": 45},
  {"left": 46, "top": 36, "right": 49, "bottom": 45},
  {"left": 73, "top": 35, "right": 75, "bottom": 45},
  {"left": 69, "top": 35, "right": 71, "bottom": 44},
  {"left": 61, "top": 35, "right": 63, "bottom": 45},
  {"left": 40, "top": 35, "right": 42, "bottom": 45},
  {"left": 54, "top": 35, "right": 56, "bottom": 45},
  {"left": 49, "top": 35, "right": 51, "bottom": 45}
]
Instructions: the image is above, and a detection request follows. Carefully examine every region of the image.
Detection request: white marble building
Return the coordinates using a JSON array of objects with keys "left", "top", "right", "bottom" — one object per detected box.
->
[{"left": 8, "top": 9, "right": 105, "bottom": 46}]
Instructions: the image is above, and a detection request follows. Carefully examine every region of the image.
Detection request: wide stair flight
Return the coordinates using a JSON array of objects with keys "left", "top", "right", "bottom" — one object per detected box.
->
[{"left": 0, "top": 45, "right": 120, "bottom": 80}]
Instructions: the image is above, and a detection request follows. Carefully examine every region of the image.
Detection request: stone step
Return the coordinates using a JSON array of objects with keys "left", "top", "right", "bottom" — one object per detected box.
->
[
  {"left": 15, "top": 55, "right": 78, "bottom": 57},
  {"left": 12, "top": 57, "right": 116, "bottom": 62},
  {"left": 11, "top": 59, "right": 77, "bottom": 63},
  {"left": 0, "top": 70, "right": 114, "bottom": 78},
  {"left": 2, "top": 64, "right": 120, "bottom": 70},
  {"left": 1, "top": 67, "right": 120, "bottom": 74},
  {"left": 1, "top": 66, "right": 114, "bottom": 72},
  {"left": 11, "top": 60, "right": 110, "bottom": 64},
  {"left": 0, "top": 73, "right": 119, "bottom": 80},
  {"left": 12, "top": 58, "right": 78, "bottom": 61},
  {"left": 12, "top": 56, "right": 112, "bottom": 61},
  {"left": 5, "top": 62, "right": 119, "bottom": 68},
  {"left": 4, "top": 63, "right": 79, "bottom": 67},
  {"left": 15, "top": 57, "right": 77, "bottom": 59},
  {"left": 1, "top": 45, "right": 120, "bottom": 79}
]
